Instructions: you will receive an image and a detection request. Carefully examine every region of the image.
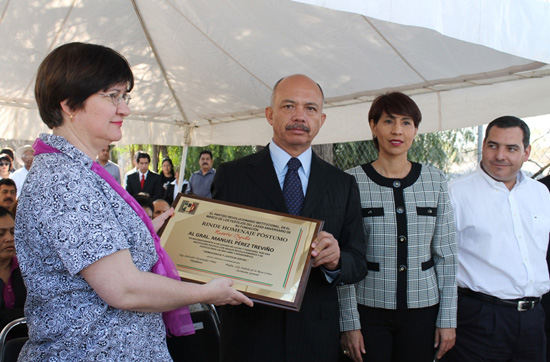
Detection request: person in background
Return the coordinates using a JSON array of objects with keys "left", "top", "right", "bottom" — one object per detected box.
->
[
  {"left": 153, "top": 199, "right": 171, "bottom": 219},
  {"left": 10, "top": 145, "right": 34, "bottom": 198},
  {"left": 0, "top": 154, "right": 13, "bottom": 179},
  {"left": 444, "top": 116, "right": 550, "bottom": 362},
  {"left": 338, "top": 92, "right": 457, "bottom": 362},
  {"left": 123, "top": 152, "right": 138, "bottom": 188},
  {"left": 126, "top": 151, "right": 164, "bottom": 201},
  {"left": 15, "top": 42, "right": 252, "bottom": 361},
  {"left": 0, "top": 206, "right": 26, "bottom": 333},
  {"left": 134, "top": 193, "right": 154, "bottom": 220},
  {"left": 185, "top": 150, "right": 215, "bottom": 198},
  {"left": 0, "top": 149, "right": 16, "bottom": 172},
  {"left": 211, "top": 74, "right": 367, "bottom": 361},
  {"left": 97, "top": 145, "right": 121, "bottom": 184},
  {"left": 159, "top": 157, "right": 178, "bottom": 205},
  {"left": 0, "top": 179, "right": 16, "bottom": 213}
]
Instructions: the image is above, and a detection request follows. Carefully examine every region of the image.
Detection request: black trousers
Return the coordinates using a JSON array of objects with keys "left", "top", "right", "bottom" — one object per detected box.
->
[
  {"left": 353, "top": 304, "right": 439, "bottom": 362},
  {"left": 443, "top": 292, "right": 546, "bottom": 362}
]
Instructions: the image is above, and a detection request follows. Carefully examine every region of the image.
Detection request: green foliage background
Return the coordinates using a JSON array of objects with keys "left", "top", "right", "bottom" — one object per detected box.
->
[{"left": 111, "top": 127, "right": 477, "bottom": 177}]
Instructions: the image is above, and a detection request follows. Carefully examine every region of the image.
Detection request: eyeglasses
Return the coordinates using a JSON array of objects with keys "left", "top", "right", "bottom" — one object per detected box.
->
[
  {"left": 0, "top": 162, "right": 10, "bottom": 166},
  {"left": 98, "top": 92, "right": 132, "bottom": 106}
]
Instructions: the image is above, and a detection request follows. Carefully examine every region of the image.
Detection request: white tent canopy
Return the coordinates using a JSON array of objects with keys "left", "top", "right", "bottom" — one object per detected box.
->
[{"left": 1, "top": 0, "right": 549, "bottom": 147}]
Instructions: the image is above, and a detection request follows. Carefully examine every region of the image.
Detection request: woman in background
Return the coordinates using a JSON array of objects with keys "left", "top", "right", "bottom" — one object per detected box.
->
[
  {"left": 15, "top": 42, "right": 251, "bottom": 361},
  {"left": 338, "top": 92, "right": 457, "bottom": 362},
  {"left": 0, "top": 154, "right": 13, "bottom": 179},
  {"left": 159, "top": 157, "right": 178, "bottom": 205},
  {"left": 0, "top": 206, "right": 26, "bottom": 333}
]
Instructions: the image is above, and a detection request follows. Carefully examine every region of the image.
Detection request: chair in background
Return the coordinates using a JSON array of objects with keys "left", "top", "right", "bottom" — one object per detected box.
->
[
  {"left": 167, "top": 303, "right": 221, "bottom": 362},
  {"left": 0, "top": 317, "right": 28, "bottom": 362}
]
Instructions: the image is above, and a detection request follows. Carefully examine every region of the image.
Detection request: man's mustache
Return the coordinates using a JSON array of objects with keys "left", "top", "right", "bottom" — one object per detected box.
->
[{"left": 286, "top": 124, "right": 310, "bottom": 132}]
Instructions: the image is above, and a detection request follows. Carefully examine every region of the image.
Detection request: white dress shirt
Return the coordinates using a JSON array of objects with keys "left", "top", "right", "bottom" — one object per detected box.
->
[
  {"left": 448, "top": 165, "right": 550, "bottom": 299},
  {"left": 139, "top": 170, "right": 149, "bottom": 181},
  {"left": 10, "top": 166, "right": 29, "bottom": 198}
]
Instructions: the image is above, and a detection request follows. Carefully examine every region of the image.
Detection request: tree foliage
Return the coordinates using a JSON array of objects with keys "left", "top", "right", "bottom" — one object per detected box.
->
[{"left": 332, "top": 128, "right": 477, "bottom": 173}]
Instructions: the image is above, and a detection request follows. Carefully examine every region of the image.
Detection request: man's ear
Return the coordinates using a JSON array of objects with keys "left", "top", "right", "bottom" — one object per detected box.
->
[
  {"left": 265, "top": 106, "right": 274, "bottom": 126},
  {"left": 524, "top": 144, "right": 531, "bottom": 161}
]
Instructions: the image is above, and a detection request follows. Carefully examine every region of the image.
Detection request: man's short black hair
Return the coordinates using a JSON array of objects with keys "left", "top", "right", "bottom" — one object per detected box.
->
[
  {"left": 135, "top": 151, "right": 151, "bottom": 163},
  {"left": 485, "top": 116, "right": 530, "bottom": 149},
  {"left": 0, "top": 178, "right": 16, "bottom": 193},
  {"left": 133, "top": 192, "right": 154, "bottom": 211},
  {"left": 0, "top": 206, "right": 14, "bottom": 219},
  {"left": 199, "top": 150, "right": 213, "bottom": 160}
]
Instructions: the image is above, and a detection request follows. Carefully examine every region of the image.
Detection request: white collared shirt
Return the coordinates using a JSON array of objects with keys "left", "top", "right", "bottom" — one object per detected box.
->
[
  {"left": 269, "top": 140, "right": 311, "bottom": 195},
  {"left": 138, "top": 170, "right": 149, "bottom": 180},
  {"left": 10, "top": 166, "right": 29, "bottom": 198},
  {"left": 448, "top": 165, "right": 550, "bottom": 299}
]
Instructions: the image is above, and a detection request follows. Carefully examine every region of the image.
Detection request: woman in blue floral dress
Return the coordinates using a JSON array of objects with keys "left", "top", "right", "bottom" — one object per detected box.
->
[{"left": 14, "top": 42, "right": 252, "bottom": 361}]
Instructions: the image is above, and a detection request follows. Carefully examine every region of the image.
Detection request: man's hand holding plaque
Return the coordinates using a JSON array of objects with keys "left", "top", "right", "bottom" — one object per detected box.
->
[{"left": 311, "top": 231, "right": 341, "bottom": 270}]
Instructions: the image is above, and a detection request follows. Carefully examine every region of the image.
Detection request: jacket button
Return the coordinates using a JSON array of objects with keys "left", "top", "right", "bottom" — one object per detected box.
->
[
  {"left": 398, "top": 265, "right": 407, "bottom": 272},
  {"left": 396, "top": 206, "right": 404, "bottom": 214},
  {"left": 398, "top": 235, "right": 407, "bottom": 243}
]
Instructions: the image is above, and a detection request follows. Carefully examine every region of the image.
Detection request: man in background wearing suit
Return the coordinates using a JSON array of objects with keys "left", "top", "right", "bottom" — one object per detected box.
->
[
  {"left": 125, "top": 151, "right": 163, "bottom": 201},
  {"left": 211, "top": 74, "right": 368, "bottom": 362}
]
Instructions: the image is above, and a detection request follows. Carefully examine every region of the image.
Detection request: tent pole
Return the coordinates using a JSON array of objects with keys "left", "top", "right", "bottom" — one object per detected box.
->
[
  {"left": 177, "top": 124, "right": 193, "bottom": 193},
  {"left": 177, "top": 144, "right": 189, "bottom": 193}
]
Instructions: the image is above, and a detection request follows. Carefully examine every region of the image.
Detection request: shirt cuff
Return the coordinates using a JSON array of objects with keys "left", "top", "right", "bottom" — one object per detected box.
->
[{"left": 321, "top": 266, "right": 341, "bottom": 283}]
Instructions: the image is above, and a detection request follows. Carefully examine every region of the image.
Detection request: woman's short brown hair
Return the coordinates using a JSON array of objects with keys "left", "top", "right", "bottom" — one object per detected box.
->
[
  {"left": 35, "top": 42, "right": 134, "bottom": 129},
  {"left": 368, "top": 92, "right": 422, "bottom": 150}
]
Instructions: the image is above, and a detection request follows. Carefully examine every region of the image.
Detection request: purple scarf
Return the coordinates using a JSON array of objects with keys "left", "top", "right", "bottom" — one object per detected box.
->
[{"left": 33, "top": 138, "right": 194, "bottom": 337}]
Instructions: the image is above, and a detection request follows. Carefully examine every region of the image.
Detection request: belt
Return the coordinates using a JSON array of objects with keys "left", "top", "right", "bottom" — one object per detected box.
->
[{"left": 458, "top": 287, "right": 541, "bottom": 312}]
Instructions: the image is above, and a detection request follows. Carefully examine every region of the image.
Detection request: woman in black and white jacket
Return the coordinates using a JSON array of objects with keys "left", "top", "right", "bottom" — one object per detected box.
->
[{"left": 338, "top": 92, "right": 457, "bottom": 362}]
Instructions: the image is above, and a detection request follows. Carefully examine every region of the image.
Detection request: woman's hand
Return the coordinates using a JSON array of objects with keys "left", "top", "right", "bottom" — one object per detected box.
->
[
  {"left": 341, "top": 329, "right": 365, "bottom": 362},
  {"left": 435, "top": 327, "right": 456, "bottom": 359},
  {"left": 203, "top": 278, "right": 253, "bottom": 307}
]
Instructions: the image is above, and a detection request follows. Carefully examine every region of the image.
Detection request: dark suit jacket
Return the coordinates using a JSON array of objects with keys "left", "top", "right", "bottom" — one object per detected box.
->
[
  {"left": 212, "top": 147, "right": 367, "bottom": 362},
  {"left": 125, "top": 171, "right": 163, "bottom": 201}
]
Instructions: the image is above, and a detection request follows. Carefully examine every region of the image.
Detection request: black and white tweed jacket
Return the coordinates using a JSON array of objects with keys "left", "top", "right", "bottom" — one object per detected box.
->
[{"left": 338, "top": 162, "right": 458, "bottom": 331}]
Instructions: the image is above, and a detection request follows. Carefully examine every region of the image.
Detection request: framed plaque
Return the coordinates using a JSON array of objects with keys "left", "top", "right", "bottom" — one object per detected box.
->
[{"left": 158, "top": 194, "right": 323, "bottom": 311}]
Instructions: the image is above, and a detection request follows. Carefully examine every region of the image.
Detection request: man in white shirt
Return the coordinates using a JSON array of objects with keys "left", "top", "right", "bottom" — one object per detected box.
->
[
  {"left": 10, "top": 145, "right": 34, "bottom": 198},
  {"left": 445, "top": 116, "right": 550, "bottom": 362}
]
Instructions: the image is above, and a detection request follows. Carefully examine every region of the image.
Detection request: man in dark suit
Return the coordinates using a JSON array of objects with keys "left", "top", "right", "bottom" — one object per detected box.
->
[
  {"left": 125, "top": 151, "right": 163, "bottom": 200},
  {"left": 211, "top": 74, "right": 368, "bottom": 362}
]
